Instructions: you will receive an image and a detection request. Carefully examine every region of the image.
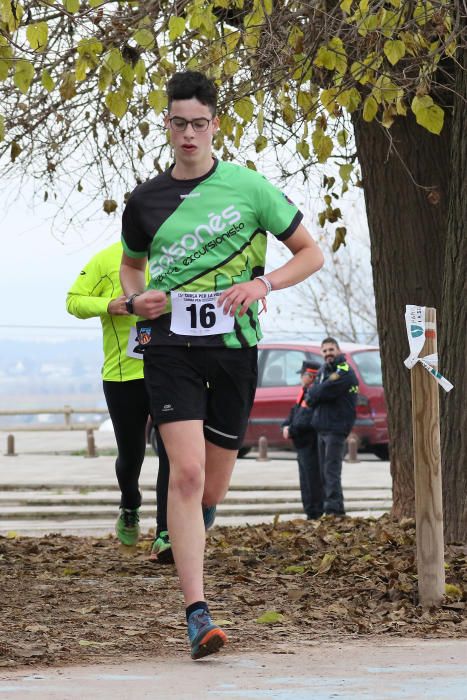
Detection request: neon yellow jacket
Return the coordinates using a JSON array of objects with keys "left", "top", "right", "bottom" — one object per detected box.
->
[{"left": 66, "top": 241, "right": 148, "bottom": 382}]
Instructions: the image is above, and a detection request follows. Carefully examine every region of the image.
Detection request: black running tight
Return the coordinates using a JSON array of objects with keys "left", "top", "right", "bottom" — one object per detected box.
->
[{"left": 103, "top": 379, "right": 169, "bottom": 531}]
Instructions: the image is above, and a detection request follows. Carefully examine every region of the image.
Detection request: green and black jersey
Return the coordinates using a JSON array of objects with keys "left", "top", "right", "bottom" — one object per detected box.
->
[
  {"left": 121, "top": 159, "right": 303, "bottom": 348},
  {"left": 66, "top": 242, "right": 148, "bottom": 382}
]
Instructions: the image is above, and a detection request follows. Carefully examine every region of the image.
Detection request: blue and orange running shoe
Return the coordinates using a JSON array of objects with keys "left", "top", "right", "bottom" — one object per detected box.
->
[
  {"left": 202, "top": 505, "right": 217, "bottom": 530},
  {"left": 187, "top": 608, "right": 227, "bottom": 660}
]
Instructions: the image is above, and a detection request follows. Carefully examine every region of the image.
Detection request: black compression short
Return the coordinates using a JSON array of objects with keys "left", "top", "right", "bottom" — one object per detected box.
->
[{"left": 143, "top": 345, "right": 258, "bottom": 450}]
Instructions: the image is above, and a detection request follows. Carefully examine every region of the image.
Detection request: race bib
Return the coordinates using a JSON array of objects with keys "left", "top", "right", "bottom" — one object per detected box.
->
[
  {"left": 170, "top": 291, "right": 235, "bottom": 336},
  {"left": 126, "top": 326, "right": 144, "bottom": 359}
]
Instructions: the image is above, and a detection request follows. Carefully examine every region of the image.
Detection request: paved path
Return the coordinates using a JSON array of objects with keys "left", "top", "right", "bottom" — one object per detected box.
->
[
  {"left": 1, "top": 639, "right": 466, "bottom": 699},
  {"left": 0, "top": 430, "right": 392, "bottom": 535}
]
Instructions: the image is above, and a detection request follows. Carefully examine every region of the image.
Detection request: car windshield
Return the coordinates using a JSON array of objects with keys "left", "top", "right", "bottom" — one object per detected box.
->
[
  {"left": 351, "top": 350, "right": 383, "bottom": 386},
  {"left": 259, "top": 348, "right": 321, "bottom": 387}
]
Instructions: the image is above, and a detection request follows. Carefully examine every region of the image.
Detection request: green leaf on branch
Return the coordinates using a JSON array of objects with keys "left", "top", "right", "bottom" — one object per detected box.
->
[
  {"left": 148, "top": 90, "right": 167, "bottom": 115},
  {"left": 254, "top": 135, "right": 267, "bottom": 152},
  {"left": 411, "top": 95, "right": 444, "bottom": 134},
  {"left": 362, "top": 95, "right": 378, "bottom": 121},
  {"left": 296, "top": 140, "right": 310, "bottom": 160},
  {"left": 336, "top": 87, "right": 361, "bottom": 112},
  {"left": 340, "top": 0, "right": 352, "bottom": 14},
  {"left": 246, "top": 160, "right": 257, "bottom": 171},
  {"left": 14, "top": 60, "right": 35, "bottom": 95},
  {"left": 105, "top": 92, "right": 128, "bottom": 119},
  {"left": 133, "top": 29, "right": 155, "bottom": 50},
  {"left": 312, "top": 127, "right": 333, "bottom": 163},
  {"left": 339, "top": 163, "right": 353, "bottom": 183},
  {"left": 0, "top": 114, "right": 4, "bottom": 141},
  {"left": 234, "top": 97, "right": 254, "bottom": 122},
  {"left": 41, "top": 69, "right": 55, "bottom": 92},
  {"left": 314, "top": 46, "right": 336, "bottom": 71},
  {"left": 26, "top": 22, "right": 49, "bottom": 52},
  {"left": 134, "top": 59, "right": 146, "bottom": 85},
  {"left": 337, "top": 129, "right": 348, "bottom": 147},
  {"left": 223, "top": 58, "right": 239, "bottom": 76},
  {"left": 0, "top": 60, "right": 9, "bottom": 82},
  {"left": 384, "top": 39, "right": 406, "bottom": 65},
  {"left": 64, "top": 0, "right": 80, "bottom": 14},
  {"left": 168, "top": 16, "right": 185, "bottom": 41}
]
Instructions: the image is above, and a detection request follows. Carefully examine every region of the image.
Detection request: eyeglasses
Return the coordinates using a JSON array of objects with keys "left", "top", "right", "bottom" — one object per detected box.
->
[{"left": 168, "top": 116, "right": 212, "bottom": 132}]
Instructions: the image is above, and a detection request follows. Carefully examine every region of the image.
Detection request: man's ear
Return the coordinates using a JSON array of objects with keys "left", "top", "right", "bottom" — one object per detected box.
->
[{"left": 213, "top": 115, "right": 220, "bottom": 131}]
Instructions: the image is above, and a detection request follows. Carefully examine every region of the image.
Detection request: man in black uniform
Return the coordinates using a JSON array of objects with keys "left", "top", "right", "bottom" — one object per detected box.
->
[
  {"left": 306, "top": 337, "right": 358, "bottom": 516},
  {"left": 282, "top": 360, "right": 323, "bottom": 520}
]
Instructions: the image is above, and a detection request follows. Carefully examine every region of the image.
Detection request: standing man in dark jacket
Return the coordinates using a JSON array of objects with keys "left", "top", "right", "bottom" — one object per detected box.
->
[
  {"left": 306, "top": 338, "right": 359, "bottom": 516},
  {"left": 282, "top": 361, "right": 323, "bottom": 520}
]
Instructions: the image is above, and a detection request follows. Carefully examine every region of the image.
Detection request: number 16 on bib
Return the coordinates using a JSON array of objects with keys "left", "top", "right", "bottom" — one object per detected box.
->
[{"left": 170, "top": 291, "right": 235, "bottom": 336}]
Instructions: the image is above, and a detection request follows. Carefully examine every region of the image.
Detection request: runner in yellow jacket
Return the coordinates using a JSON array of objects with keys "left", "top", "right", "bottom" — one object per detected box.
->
[{"left": 66, "top": 241, "right": 172, "bottom": 562}]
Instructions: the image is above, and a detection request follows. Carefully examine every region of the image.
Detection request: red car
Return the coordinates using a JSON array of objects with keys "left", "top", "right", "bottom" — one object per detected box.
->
[{"left": 241, "top": 342, "right": 389, "bottom": 460}]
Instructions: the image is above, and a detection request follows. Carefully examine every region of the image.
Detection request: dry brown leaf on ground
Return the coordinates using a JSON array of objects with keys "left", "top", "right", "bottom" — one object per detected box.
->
[{"left": 1, "top": 515, "right": 466, "bottom": 668}]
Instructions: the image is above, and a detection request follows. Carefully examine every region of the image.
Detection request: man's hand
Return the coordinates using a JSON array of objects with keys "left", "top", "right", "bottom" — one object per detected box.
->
[
  {"left": 133, "top": 290, "right": 167, "bottom": 319},
  {"left": 107, "top": 295, "right": 129, "bottom": 316},
  {"left": 217, "top": 279, "right": 267, "bottom": 317},
  {"left": 282, "top": 426, "right": 290, "bottom": 439}
]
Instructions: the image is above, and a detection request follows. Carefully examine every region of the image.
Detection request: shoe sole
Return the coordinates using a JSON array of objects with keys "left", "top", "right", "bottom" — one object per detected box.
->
[
  {"left": 191, "top": 628, "right": 227, "bottom": 660},
  {"left": 149, "top": 547, "right": 174, "bottom": 564},
  {"left": 115, "top": 528, "right": 140, "bottom": 547}
]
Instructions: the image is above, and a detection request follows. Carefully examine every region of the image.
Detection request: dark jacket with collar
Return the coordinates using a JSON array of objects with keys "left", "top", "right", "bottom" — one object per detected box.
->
[
  {"left": 305, "top": 353, "right": 358, "bottom": 435},
  {"left": 282, "top": 387, "right": 317, "bottom": 449}
]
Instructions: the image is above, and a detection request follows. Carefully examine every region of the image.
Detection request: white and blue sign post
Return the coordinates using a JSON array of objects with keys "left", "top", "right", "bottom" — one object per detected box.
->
[{"left": 404, "top": 305, "right": 453, "bottom": 607}]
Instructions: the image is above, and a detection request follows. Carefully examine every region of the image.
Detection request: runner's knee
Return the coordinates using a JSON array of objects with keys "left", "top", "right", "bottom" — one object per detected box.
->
[{"left": 170, "top": 461, "right": 204, "bottom": 499}]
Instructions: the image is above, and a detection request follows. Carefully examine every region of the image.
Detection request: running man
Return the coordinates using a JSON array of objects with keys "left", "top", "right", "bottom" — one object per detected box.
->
[
  {"left": 120, "top": 70, "right": 324, "bottom": 659},
  {"left": 66, "top": 241, "right": 173, "bottom": 563}
]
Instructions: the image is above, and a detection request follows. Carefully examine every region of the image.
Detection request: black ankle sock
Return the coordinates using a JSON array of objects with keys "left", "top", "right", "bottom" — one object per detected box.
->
[{"left": 186, "top": 601, "right": 209, "bottom": 622}]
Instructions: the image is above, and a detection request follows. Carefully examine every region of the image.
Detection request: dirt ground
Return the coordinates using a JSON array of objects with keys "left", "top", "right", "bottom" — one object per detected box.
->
[{"left": 1, "top": 514, "right": 466, "bottom": 669}]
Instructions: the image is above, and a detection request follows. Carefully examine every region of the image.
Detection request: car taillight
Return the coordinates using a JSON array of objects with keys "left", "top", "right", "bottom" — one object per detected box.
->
[{"left": 356, "top": 394, "right": 371, "bottom": 418}]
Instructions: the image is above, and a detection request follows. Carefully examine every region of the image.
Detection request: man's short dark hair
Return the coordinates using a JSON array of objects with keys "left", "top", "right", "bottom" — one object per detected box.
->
[
  {"left": 321, "top": 336, "right": 340, "bottom": 348},
  {"left": 167, "top": 71, "right": 218, "bottom": 115}
]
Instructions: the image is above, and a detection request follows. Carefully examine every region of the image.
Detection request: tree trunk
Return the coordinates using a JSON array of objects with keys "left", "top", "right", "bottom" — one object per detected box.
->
[
  {"left": 440, "top": 42, "right": 467, "bottom": 542},
  {"left": 353, "top": 113, "right": 451, "bottom": 518}
]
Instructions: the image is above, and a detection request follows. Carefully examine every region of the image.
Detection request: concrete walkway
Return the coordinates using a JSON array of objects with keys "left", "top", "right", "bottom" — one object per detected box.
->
[{"left": 1, "top": 639, "right": 466, "bottom": 699}]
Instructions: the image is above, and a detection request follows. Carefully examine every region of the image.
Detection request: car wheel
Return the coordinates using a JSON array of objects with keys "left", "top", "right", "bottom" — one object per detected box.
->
[
  {"left": 238, "top": 446, "right": 251, "bottom": 458},
  {"left": 373, "top": 444, "right": 389, "bottom": 461}
]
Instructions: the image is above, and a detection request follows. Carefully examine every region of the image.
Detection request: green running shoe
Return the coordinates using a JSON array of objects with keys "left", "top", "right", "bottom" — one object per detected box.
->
[
  {"left": 187, "top": 608, "right": 227, "bottom": 660},
  {"left": 115, "top": 507, "right": 140, "bottom": 546},
  {"left": 149, "top": 530, "right": 174, "bottom": 564}
]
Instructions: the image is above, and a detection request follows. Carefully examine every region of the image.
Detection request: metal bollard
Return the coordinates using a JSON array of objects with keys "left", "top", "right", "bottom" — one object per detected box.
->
[
  {"left": 6, "top": 434, "right": 16, "bottom": 456},
  {"left": 346, "top": 432, "right": 359, "bottom": 463},
  {"left": 257, "top": 435, "right": 269, "bottom": 461},
  {"left": 86, "top": 429, "right": 97, "bottom": 458}
]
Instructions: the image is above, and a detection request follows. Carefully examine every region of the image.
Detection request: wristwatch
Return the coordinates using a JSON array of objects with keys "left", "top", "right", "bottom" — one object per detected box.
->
[{"left": 125, "top": 293, "right": 139, "bottom": 315}]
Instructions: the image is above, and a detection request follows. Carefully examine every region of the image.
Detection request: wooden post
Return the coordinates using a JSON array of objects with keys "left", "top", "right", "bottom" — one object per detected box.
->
[
  {"left": 6, "top": 434, "right": 16, "bottom": 456},
  {"left": 64, "top": 405, "right": 72, "bottom": 427},
  {"left": 411, "top": 307, "right": 445, "bottom": 607},
  {"left": 86, "top": 429, "right": 97, "bottom": 458},
  {"left": 257, "top": 436, "right": 269, "bottom": 461},
  {"left": 346, "top": 432, "right": 360, "bottom": 463}
]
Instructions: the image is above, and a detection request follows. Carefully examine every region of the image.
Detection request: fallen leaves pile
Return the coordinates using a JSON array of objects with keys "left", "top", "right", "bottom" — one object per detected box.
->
[{"left": 1, "top": 514, "right": 466, "bottom": 668}]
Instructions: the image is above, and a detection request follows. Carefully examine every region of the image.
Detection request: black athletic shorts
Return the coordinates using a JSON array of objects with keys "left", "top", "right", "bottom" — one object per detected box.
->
[{"left": 143, "top": 345, "right": 258, "bottom": 450}]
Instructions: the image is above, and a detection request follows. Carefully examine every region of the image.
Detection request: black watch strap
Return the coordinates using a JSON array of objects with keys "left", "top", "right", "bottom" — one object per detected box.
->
[{"left": 125, "top": 293, "right": 139, "bottom": 315}]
